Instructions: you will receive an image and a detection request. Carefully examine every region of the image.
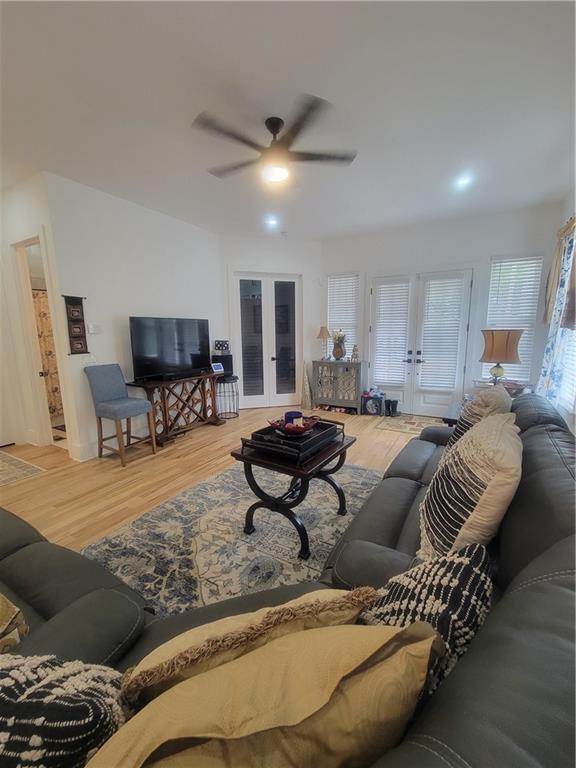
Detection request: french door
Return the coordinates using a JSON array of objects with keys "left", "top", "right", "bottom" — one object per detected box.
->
[
  {"left": 369, "top": 270, "right": 472, "bottom": 416},
  {"left": 232, "top": 273, "right": 302, "bottom": 408}
]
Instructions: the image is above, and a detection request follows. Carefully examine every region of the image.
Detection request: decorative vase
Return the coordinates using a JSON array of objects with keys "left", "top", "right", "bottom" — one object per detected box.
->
[{"left": 332, "top": 341, "right": 346, "bottom": 360}]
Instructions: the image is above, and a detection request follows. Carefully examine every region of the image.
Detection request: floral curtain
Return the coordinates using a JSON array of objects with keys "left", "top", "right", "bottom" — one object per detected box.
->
[
  {"left": 537, "top": 224, "right": 575, "bottom": 406},
  {"left": 32, "top": 290, "right": 64, "bottom": 418}
]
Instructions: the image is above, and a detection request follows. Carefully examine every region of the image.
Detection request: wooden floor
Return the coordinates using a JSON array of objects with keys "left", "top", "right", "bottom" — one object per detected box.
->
[{"left": 0, "top": 408, "right": 412, "bottom": 551}]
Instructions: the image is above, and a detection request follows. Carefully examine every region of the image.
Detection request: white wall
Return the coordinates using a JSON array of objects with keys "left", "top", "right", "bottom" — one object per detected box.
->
[
  {"left": 321, "top": 201, "right": 563, "bottom": 391},
  {"left": 219, "top": 234, "right": 324, "bottom": 371},
  {"left": 43, "top": 173, "right": 226, "bottom": 460}
]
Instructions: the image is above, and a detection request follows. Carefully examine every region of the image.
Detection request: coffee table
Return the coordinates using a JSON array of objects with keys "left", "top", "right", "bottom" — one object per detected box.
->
[{"left": 231, "top": 435, "right": 356, "bottom": 560}]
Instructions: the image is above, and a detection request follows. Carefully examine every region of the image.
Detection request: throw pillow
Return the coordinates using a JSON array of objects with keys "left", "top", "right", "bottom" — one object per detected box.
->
[
  {"left": 446, "top": 383, "right": 512, "bottom": 447},
  {"left": 0, "top": 592, "right": 28, "bottom": 652},
  {"left": 122, "top": 586, "right": 378, "bottom": 703},
  {"left": 0, "top": 654, "right": 130, "bottom": 768},
  {"left": 361, "top": 544, "right": 493, "bottom": 692},
  {"left": 418, "top": 412, "right": 522, "bottom": 560},
  {"left": 87, "top": 622, "right": 444, "bottom": 768}
]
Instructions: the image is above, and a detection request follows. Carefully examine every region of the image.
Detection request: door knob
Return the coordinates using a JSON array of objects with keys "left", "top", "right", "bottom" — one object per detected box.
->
[
  {"left": 402, "top": 358, "right": 413, "bottom": 363},
  {"left": 270, "top": 357, "right": 277, "bottom": 361},
  {"left": 415, "top": 359, "right": 426, "bottom": 364}
]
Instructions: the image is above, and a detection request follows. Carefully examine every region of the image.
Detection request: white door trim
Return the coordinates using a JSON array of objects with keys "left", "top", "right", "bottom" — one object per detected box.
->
[{"left": 230, "top": 270, "right": 302, "bottom": 409}]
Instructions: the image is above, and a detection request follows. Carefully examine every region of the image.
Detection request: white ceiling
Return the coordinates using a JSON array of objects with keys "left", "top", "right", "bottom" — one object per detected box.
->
[{"left": 1, "top": 2, "right": 573, "bottom": 239}]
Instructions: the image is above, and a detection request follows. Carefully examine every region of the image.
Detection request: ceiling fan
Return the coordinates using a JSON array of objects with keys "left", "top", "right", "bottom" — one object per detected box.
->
[{"left": 192, "top": 94, "right": 357, "bottom": 182}]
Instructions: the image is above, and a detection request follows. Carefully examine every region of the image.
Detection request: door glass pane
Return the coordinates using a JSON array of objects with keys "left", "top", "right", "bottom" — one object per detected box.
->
[
  {"left": 239, "top": 279, "right": 264, "bottom": 396},
  {"left": 419, "top": 276, "right": 465, "bottom": 389},
  {"left": 274, "top": 281, "right": 296, "bottom": 394},
  {"left": 372, "top": 280, "right": 410, "bottom": 385}
]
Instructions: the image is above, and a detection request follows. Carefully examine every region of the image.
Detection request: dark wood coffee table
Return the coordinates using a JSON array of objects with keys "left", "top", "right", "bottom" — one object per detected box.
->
[{"left": 231, "top": 435, "right": 356, "bottom": 560}]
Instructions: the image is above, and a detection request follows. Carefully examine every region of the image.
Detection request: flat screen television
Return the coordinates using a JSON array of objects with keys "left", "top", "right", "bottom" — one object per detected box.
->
[{"left": 130, "top": 317, "right": 211, "bottom": 381}]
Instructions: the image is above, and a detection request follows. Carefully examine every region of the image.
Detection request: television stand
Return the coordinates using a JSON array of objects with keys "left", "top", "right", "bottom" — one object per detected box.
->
[{"left": 127, "top": 372, "right": 224, "bottom": 445}]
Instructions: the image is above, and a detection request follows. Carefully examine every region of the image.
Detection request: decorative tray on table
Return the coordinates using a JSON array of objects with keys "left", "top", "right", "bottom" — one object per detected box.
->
[{"left": 241, "top": 418, "right": 344, "bottom": 463}]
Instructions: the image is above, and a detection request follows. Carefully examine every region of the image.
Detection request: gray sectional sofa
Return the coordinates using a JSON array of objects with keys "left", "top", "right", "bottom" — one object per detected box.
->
[{"left": 1, "top": 394, "right": 574, "bottom": 767}]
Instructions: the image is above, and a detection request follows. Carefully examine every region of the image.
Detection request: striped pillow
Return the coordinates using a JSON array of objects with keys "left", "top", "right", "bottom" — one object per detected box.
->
[
  {"left": 0, "top": 655, "right": 130, "bottom": 767},
  {"left": 418, "top": 413, "right": 522, "bottom": 560},
  {"left": 447, "top": 384, "right": 512, "bottom": 448},
  {"left": 361, "top": 544, "right": 493, "bottom": 692}
]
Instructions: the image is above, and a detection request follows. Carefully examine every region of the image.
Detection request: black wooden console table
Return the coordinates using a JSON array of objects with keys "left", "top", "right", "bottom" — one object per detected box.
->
[{"left": 127, "top": 373, "right": 224, "bottom": 445}]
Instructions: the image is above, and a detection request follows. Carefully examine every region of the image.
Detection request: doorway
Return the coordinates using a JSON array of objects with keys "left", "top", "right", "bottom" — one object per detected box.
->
[
  {"left": 18, "top": 240, "right": 67, "bottom": 447},
  {"left": 232, "top": 273, "right": 302, "bottom": 408},
  {"left": 369, "top": 269, "right": 472, "bottom": 416}
]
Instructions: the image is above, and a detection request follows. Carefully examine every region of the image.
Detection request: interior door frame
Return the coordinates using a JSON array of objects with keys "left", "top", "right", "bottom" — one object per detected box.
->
[
  {"left": 411, "top": 269, "right": 473, "bottom": 416},
  {"left": 368, "top": 267, "right": 473, "bottom": 416},
  {"left": 230, "top": 270, "right": 303, "bottom": 409}
]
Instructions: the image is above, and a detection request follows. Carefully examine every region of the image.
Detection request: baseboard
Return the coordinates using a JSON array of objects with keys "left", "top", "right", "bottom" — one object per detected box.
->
[{"left": 67, "top": 440, "right": 98, "bottom": 462}]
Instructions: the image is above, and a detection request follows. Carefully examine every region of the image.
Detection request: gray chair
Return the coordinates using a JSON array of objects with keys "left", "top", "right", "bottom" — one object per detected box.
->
[{"left": 84, "top": 364, "right": 156, "bottom": 467}]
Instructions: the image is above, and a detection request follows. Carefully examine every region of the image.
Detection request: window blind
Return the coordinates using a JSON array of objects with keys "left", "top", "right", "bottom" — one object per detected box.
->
[
  {"left": 482, "top": 256, "right": 543, "bottom": 382},
  {"left": 372, "top": 280, "right": 410, "bottom": 385},
  {"left": 420, "top": 276, "right": 466, "bottom": 389},
  {"left": 327, "top": 273, "right": 359, "bottom": 349}
]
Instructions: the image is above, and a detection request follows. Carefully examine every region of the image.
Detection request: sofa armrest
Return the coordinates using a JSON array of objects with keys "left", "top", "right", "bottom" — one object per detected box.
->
[
  {"left": 332, "top": 540, "right": 417, "bottom": 590},
  {"left": 419, "top": 425, "right": 454, "bottom": 446},
  {"left": 18, "top": 588, "right": 145, "bottom": 666}
]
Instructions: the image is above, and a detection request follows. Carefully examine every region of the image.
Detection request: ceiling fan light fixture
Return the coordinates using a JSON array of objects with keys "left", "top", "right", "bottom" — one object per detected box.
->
[{"left": 261, "top": 163, "right": 290, "bottom": 183}]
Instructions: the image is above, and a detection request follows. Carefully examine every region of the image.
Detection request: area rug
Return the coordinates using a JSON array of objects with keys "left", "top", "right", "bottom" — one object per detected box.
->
[
  {"left": 0, "top": 451, "right": 45, "bottom": 486},
  {"left": 82, "top": 463, "right": 381, "bottom": 615},
  {"left": 375, "top": 414, "right": 443, "bottom": 435}
]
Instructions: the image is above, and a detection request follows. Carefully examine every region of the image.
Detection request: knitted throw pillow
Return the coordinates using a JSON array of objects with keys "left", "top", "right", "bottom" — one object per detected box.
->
[
  {"left": 0, "top": 655, "right": 130, "bottom": 768},
  {"left": 418, "top": 413, "right": 522, "bottom": 561},
  {"left": 446, "top": 384, "right": 512, "bottom": 448},
  {"left": 361, "top": 544, "right": 493, "bottom": 692}
]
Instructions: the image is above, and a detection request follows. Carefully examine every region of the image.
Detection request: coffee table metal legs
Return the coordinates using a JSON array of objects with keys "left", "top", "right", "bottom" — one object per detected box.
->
[{"left": 243, "top": 464, "right": 311, "bottom": 559}]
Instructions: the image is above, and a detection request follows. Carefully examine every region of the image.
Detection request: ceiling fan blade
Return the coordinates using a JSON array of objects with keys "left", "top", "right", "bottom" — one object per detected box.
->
[
  {"left": 193, "top": 112, "right": 264, "bottom": 153},
  {"left": 279, "top": 94, "right": 330, "bottom": 148},
  {"left": 208, "top": 158, "right": 260, "bottom": 178},
  {"left": 289, "top": 150, "right": 357, "bottom": 164}
]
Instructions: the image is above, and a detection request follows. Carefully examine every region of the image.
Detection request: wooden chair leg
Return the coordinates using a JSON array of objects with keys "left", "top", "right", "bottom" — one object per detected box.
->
[
  {"left": 126, "top": 417, "right": 132, "bottom": 446},
  {"left": 115, "top": 419, "right": 127, "bottom": 467},
  {"left": 147, "top": 411, "right": 157, "bottom": 455},
  {"left": 96, "top": 417, "right": 103, "bottom": 458}
]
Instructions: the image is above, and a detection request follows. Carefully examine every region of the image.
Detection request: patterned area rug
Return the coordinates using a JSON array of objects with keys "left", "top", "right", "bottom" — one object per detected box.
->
[
  {"left": 375, "top": 414, "right": 443, "bottom": 435},
  {"left": 82, "top": 463, "right": 381, "bottom": 615},
  {"left": 0, "top": 451, "right": 45, "bottom": 486}
]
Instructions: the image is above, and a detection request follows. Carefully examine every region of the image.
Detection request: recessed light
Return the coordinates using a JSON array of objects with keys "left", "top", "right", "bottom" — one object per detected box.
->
[
  {"left": 453, "top": 172, "right": 475, "bottom": 191},
  {"left": 264, "top": 214, "right": 279, "bottom": 230}
]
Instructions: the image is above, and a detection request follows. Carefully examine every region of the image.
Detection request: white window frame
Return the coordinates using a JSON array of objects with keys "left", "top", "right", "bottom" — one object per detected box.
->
[
  {"left": 482, "top": 255, "right": 544, "bottom": 384},
  {"left": 326, "top": 272, "right": 360, "bottom": 356}
]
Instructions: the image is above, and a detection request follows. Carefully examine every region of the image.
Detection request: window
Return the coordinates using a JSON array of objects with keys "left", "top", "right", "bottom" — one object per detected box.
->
[
  {"left": 483, "top": 256, "right": 543, "bottom": 382},
  {"left": 327, "top": 273, "right": 359, "bottom": 350},
  {"left": 558, "top": 329, "right": 576, "bottom": 414},
  {"left": 372, "top": 278, "right": 410, "bottom": 385}
]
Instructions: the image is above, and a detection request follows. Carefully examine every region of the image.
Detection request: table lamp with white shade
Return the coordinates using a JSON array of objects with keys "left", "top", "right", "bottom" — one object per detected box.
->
[
  {"left": 480, "top": 329, "right": 523, "bottom": 383},
  {"left": 317, "top": 326, "right": 331, "bottom": 360}
]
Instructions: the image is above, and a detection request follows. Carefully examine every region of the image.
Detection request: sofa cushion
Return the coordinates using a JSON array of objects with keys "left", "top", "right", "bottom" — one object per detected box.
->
[
  {"left": 511, "top": 392, "right": 570, "bottom": 432},
  {"left": 446, "top": 383, "right": 511, "bottom": 448},
  {"left": 0, "top": 654, "right": 129, "bottom": 768},
  {"left": 117, "top": 581, "right": 328, "bottom": 672},
  {"left": 361, "top": 544, "right": 493, "bottom": 692},
  {"left": 371, "top": 536, "right": 575, "bottom": 768},
  {"left": 122, "top": 587, "right": 377, "bottom": 703},
  {"left": 0, "top": 541, "right": 149, "bottom": 620},
  {"left": 384, "top": 439, "right": 444, "bottom": 483},
  {"left": 331, "top": 541, "right": 417, "bottom": 590},
  {"left": 0, "top": 591, "right": 28, "bottom": 652},
  {"left": 418, "top": 414, "right": 522, "bottom": 560},
  {"left": 18, "top": 588, "right": 146, "bottom": 666},
  {"left": 87, "top": 623, "right": 442, "bottom": 768},
  {"left": 497, "top": 423, "right": 575, "bottom": 589},
  {"left": 0, "top": 507, "right": 45, "bottom": 560}
]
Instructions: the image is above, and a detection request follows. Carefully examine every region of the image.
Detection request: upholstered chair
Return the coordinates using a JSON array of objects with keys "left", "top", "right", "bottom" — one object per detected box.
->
[{"left": 84, "top": 364, "right": 156, "bottom": 467}]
